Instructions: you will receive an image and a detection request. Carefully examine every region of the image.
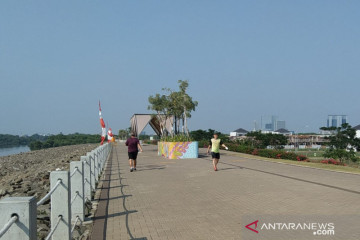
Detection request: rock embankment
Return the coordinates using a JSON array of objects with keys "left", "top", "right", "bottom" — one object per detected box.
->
[{"left": 0, "top": 143, "right": 98, "bottom": 239}]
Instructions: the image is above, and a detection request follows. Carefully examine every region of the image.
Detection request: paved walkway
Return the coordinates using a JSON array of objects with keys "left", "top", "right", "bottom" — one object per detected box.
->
[{"left": 90, "top": 144, "right": 360, "bottom": 240}]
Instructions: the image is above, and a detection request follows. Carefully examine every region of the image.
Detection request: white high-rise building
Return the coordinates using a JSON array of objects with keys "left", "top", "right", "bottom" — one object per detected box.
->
[
  {"left": 327, "top": 115, "right": 348, "bottom": 128},
  {"left": 276, "top": 120, "right": 286, "bottom": 130},
  {"left": 260, "top": 116, "right": 286, "bottom": 131}
]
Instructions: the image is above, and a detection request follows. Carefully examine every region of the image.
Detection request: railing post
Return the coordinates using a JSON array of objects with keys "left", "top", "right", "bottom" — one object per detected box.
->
[
  {"left": 70, "top": 161, "right": 85, "bottom": 222},
  {"left": 102, "top": 146, "right": 105, "bottom": 164},
  {"left": 50, "top": 171, "right": 71, "bottom": 240},
  {"left": 98, "top": 148, "right": 103, "bottom": 171},
  {"left": 82, "top": 156, "right": 91, "bottom": 201},
  {"left": 103, "top": 146, "right": 106, "bottom": 167},
  {"left": 102, "top": 145, "right": 106, "bottom": 167},
  {"left": 94, "top": 151, "right": 99, "bottom": 183},
  {"left": 87, "top": 152, "right": 96, "bottom": 193},
  {"left": 101, "top": 146, "right": 106, "bottom": 170},
  {"left": 0, "top": 197, "right": 37, "bottom": 240},
  {"left": 97, "top": 149, "right": 101, "bottom": 176},
  {"left": 97, "top": 147, "right": 101, "bottom": 169}
]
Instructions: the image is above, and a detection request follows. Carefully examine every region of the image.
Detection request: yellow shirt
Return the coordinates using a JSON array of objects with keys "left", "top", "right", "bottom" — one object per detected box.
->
[{"left": 210, "top": 138, "right": 222, "bottom": 153}]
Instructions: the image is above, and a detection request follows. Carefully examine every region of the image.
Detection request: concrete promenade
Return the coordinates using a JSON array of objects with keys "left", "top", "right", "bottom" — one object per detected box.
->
[{"left": 90, "top": 144, "right": 360, "bottom": 240}]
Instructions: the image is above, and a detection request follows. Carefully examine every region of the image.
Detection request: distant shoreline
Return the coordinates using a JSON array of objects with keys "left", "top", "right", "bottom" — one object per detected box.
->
[
  {"left": 0, "top": 133, "right": 48, "bottom": 149},
  {"left": 0, "top": 143, "right": 98, "bottom": 238},
  {"left": 0, "top": 144, "right": 29, "bottom": 148},
  {"left": 0, "top": 145, "right": 30, "bottom": 157}
]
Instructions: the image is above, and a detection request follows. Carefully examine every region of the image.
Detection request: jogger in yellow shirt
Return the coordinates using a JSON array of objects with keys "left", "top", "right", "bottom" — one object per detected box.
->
[{"left": 207, "top": 132, "right": 228, "bottom": 171}]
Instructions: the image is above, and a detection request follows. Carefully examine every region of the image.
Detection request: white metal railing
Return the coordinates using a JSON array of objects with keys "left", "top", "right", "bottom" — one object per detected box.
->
[
  {"left": 37, "top": 179, "right": 62, "bottom": 207},
  {"left": 0, "top": 143, "right": 112, "bottom": 240},
  {"left": 0, "top": 215, "right": 18, "bottom": 238},
  {"left": 71, "top": 191, "right": 79, "bottom": 205},
  {"left": 45, "top": 215, "right": 62, "bottom": 240},
  {"left": 71, "top": 216, "right": 81, "bottom": 233},
  {"left": 70, "top": 167, "right": 79, "bottom": 177}
]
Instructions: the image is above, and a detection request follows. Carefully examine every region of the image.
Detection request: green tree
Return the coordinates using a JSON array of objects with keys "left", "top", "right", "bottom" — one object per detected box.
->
[
  {"left": 164, "top": 89, "right": 183, "bottom": 135},
  {"left": 177, "top": 80, "right": 198, "bottom": 136},
  {"left": 118, "top": 129, "right": 129, "bottom": 140},
  {"left": 320, "top": 123, "right": 360, "bottom": 162},
  {"left": 0, "top": 134, "right": 48, "bottom": 148},
  {"left": 29, "top": 141, "right": 43, "bottom": 150},
  {"left": 246, "top": 131, "right": 287, "bottom": 149},
  {"left": 148, "top": 80, "right": 198, "bottom": 138},
  {"left": 190, "top": 129, "right": 216, "bottom": 141},
  {"left": 148, "top": 93, "right": 170, "bottom": 136},
  {"left": 29, "top": 133, "right": 101, "bottom": 150}
]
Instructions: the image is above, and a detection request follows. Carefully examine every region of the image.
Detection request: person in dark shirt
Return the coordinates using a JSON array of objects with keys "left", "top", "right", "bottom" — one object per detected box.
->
[{"left": 125, "top": 133, "right": 143, "bottom": 172}]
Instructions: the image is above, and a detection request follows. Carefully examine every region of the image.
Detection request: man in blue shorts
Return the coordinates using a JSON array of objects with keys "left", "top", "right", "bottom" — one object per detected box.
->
[
  {"left": 207, "top": 132, "right": 228, "bottom": 171},
  {"left": 125, "top": 133, "right": 143, "bottom": 172}
]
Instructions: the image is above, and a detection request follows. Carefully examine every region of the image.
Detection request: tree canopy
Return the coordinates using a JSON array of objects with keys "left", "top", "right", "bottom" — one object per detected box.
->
[
  {"left": 29, "top": 133, "right": 101, "bottom": 150},
  {"left": 320, "top": 123, "right": 360, "bottom": 162},
  {"left": 246, "top": 131, "right": 288, "bottom": 149},
  {"left": 118, "top": 128, "right": 131, "bottom": 140},
  {"left": 0, "top": 134, "right": 47, "bottom": 148},
  {"left": 148, "top": 80, "right": 198, "bottom": 138}
]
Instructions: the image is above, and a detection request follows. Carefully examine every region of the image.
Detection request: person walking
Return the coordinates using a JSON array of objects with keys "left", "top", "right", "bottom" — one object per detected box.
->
[
  {"left": 125, "top": 133, "right": 143, "bottom": 172},
  {"left": 207, "top": 132, "right": 228, "bottom": 171}
]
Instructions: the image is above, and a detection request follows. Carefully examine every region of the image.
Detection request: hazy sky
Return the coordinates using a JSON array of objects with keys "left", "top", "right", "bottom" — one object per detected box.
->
[{"left": 1, "top": 1, "right": 359, "bottom": 135}]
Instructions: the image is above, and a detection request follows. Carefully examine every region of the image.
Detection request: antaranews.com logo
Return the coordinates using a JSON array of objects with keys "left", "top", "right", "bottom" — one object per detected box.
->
[{"left": 245, "top": 220, "right": 335, "bottom": 236}]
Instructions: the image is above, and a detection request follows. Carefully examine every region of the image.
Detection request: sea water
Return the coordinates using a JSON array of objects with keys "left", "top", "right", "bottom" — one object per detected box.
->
[{"left": 0, "top": 146, "right": 30, "bottom": 157}]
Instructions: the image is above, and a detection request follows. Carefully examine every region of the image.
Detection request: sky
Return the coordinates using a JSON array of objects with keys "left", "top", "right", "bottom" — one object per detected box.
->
[{"left": 1, "top": 1, "right": 359, "bottom": 135}]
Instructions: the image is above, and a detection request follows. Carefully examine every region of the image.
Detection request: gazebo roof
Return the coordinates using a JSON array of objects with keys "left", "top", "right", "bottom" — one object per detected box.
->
[
  {"left": 232, "top": 128, "right": 249, "bottom": 133},
  {"left": 130, "top": 114, "right": 173, "bottom": 137},
  {"left": 274, "top": 128, "right": 290, "bottom": 133},
  {"left": 353, "top": 124, "right": 360, "bottom": 130}
]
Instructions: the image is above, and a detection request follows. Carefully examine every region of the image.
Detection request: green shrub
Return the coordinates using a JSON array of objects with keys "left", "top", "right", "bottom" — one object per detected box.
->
[
  {"left": 199, "top": 140, "right": 210, "bottom": 148},
  {"left": 222, "top": 143, "right": 308, "bottom": 162},
  {"left": 145, "top": 140, "right": 158, "bottom": 145},
  {"left": 161, "top": 134, "right": 193, "bottom": 142},
  {"left": 29, "top": 133, "right": 101, "bottom": 150}
]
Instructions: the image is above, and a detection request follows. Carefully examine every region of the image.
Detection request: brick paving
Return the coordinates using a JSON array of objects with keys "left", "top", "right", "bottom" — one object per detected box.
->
[{"left": 90, "top": 144, "right": 360, "bottom": 240}]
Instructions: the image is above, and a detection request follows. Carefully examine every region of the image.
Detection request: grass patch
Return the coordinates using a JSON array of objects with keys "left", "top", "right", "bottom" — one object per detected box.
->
[
  {"left": 223, "top": 151, "right": 360, "bottom": 175},
  {"left": 286, "top": 149, "right": 325, "bottom": 159}
]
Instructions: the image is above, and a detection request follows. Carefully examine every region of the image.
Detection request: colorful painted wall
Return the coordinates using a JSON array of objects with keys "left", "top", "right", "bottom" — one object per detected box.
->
[{"left": 158, "top": 141, "right": 199, "bottom": 159}]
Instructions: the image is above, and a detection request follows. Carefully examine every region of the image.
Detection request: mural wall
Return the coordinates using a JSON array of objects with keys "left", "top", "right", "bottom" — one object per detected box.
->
[{"left": 158, "top": 141, "right": 199, "bottom": 159}]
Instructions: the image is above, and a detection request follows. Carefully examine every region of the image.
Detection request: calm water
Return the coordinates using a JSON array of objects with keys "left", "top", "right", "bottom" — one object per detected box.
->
[{"left": 0, "top": 146, "right": 30, "bottom": 157}]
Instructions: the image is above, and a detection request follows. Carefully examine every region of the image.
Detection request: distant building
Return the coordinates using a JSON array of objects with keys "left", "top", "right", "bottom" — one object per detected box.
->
[
  {"left": 261, "top": 115, "right": 286, "bottom": 131},
  {"left": 276, "top": 120, "right": 286, "bottom": 130},
  {"left": 230, "top": 128, "right": 249, "bottom": 137},
  {"left": 319, "top": 129, "right": 333, "bottom": 135},
  {"left": 327, "top": 115, "right": 348, "bottom": 128},
  {"left": 353, "top": 124, "right": 360, "bottom": 138},
  {"left": 253, "top": 120, "right": 259, "bottom": 131},
  {"left": 261, "top": 115, "right": 277, "bottom": 131},
  {"left": 288, "top": 134, "right": 329, "bottom": 147},
  {"left": 274, "top": 128, "right": 292, "bottom": 136}
]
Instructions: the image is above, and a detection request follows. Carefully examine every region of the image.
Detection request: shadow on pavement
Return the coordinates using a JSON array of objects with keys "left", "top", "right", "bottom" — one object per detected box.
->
[
  {"left": 115, "top": 148, "right": 147, "bottom": 240},
  {"left": 200, "top": 157, "right": 360, "bottom": 195},
  {"left": 91, "top": 146, "right": 145, "bottom": 240},
  {"left": 98, "top": 184, "right": 129, "bottom": 190},
  {"left": 97, "top": 195, "right": 132, "bottom": 202},
  {"left": 218, "top": 167, "right": 241, "bottom": 171},
  {"left": 136, "top": 164, "right": 166, "bottom": 171},
  {"left": 92, "top": 210, "right": 138, "bottom": 220}
]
